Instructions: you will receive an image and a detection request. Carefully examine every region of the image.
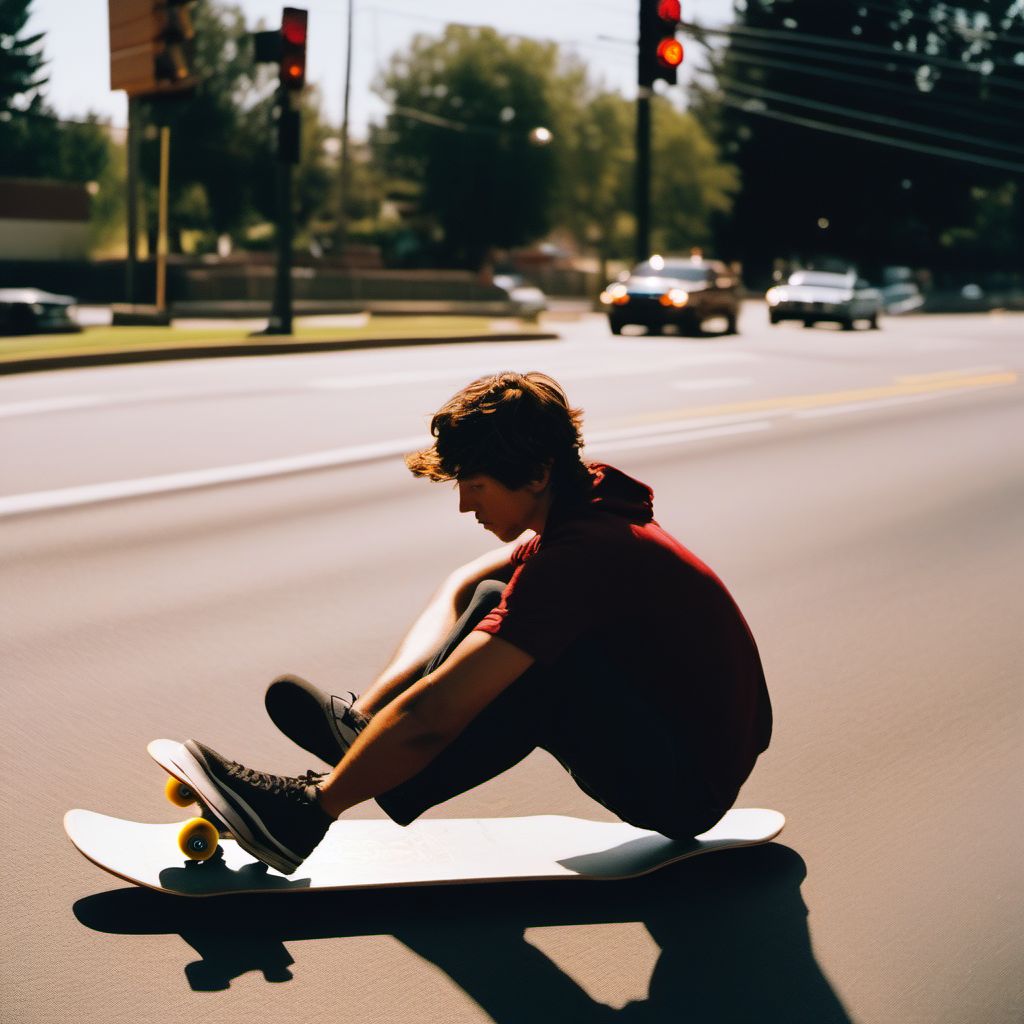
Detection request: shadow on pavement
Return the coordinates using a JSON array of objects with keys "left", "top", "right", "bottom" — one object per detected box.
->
[{"left": 73, "top": 843, "right": 850, "bottom": 1021}]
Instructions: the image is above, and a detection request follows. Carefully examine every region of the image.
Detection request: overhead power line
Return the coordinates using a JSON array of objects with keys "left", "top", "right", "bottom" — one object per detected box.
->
[
  {"left": 717, "top": 76, "right": 1024, "bottom": 157},
  {"left": 717, "top": 95, "right": 1024, "bottom": 175},
  {"left": 692, "top": 42, "right": 1024, "bottom": 120},
  {"left": 684, "top": 19, "right": 1024, "bottom": 86}
]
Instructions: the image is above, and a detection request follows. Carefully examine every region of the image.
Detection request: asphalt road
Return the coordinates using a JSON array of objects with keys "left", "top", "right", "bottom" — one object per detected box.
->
[{"left": 2, "top": 308, "right": 1021, "bottom": 1023}]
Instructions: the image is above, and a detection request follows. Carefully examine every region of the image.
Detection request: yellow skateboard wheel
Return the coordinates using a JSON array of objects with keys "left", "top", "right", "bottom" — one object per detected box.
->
[
  {"left": 165, "top": 776, "right": 197, "bottom": 808},
  {"left": 178, "top": 817, "right": 219, "bottom": 860}
]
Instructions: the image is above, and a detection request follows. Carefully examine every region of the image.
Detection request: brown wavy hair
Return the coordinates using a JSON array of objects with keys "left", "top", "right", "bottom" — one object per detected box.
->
[{"left": 405, "top": 372, "right": 591, "bottom": 498}]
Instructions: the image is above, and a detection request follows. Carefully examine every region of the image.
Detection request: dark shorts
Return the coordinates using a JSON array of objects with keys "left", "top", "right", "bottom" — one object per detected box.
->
[{"left": 375, "top": 581, "right": 725, "bottom": 839}]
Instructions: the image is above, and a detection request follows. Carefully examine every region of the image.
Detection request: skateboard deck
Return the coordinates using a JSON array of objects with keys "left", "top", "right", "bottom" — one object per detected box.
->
[{"left": 63, "top": 738, "right": 784, "bottom": 897}]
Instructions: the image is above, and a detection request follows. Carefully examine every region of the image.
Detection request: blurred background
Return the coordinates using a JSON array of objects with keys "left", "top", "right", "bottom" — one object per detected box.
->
[{"left": 2, "top": 0, "right": 1021, "bottom": 315}]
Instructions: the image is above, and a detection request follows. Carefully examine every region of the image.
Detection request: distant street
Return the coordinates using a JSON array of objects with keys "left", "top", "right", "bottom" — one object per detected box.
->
[{"left": 2, "top": 307, "right": 1022, "bottom": 1024}]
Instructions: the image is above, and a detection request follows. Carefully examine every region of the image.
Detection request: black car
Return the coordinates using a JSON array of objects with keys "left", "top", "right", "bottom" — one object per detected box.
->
[
  {"left": 600, "top": 256, "right": 741, "bottom": 336},
  {"left": 0, "top": 288, "right": 81, "bottom": 335}
]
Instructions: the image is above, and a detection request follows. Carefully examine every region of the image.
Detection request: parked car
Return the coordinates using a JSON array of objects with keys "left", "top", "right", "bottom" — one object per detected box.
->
[
  {"left": 493, "top": 274, "right": 547, "bottom": 321},
  {"left": 881, "top": 281, "right": 924, "bottom": 315},
  {"left": 600, "top": 255, "right": 741, "bottom": 336},
  {"left": 765, "top": 271, "right": 881, "bottom": 330},
  {"left": 0, "top": 288, "right": 81, "bottom": 335}
]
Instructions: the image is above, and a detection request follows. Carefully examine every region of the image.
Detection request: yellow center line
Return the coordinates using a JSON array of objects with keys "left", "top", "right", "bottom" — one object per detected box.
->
[
  {"left": 621, "top": 371, "right": 1018, "bottom": 426},
  {"left": 896, "top": 366, "right": 1004, "bottom": 383}
]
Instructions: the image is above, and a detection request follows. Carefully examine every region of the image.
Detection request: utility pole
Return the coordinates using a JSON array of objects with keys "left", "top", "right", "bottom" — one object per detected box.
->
[
  {"left": 636, "top": 0, "right": 683, "bottom": 264},
  {"left": 635, "top": 88, "right": 651, "bottom": 265},
  {"left": 336, "top": 0, "right": 354, "bottom": 258},
  {"left": 253, "top": 7, "right": 308, "bottom": 335},
  {"left": 269, "top": 115, "right": 296, "bottom": 334}
]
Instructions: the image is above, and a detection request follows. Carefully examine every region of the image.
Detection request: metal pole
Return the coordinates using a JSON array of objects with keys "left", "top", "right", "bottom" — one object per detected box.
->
[
  {"left": 126, "top": 97, "right": 140, "bottom": 306},
  {"left": 270, "top": 132, "right": 294, "bottom": 334},
  {"left": 336, "top": 0, "right": 354, "bottom": 257},
  {"left": 635, "top": 88, "right": 651, "bottom": 265},
  {"left": 155, "top": 125, "right": 170, "bottom": 313}
]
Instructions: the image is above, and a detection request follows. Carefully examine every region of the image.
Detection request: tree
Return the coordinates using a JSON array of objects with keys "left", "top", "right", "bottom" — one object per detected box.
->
[
  {"left": 374, "top": 25, "right": 560, "bottom": 268},
  {"left": 0, "top": 0, "right": 46, "bottom": 114},
  {"left": 692, "top": 1, "right": 1024, "bottom": 280}
]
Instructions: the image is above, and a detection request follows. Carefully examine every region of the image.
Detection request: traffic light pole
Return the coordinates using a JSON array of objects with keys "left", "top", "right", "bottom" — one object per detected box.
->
[
  {"left": 635, "top": 88, "right": 651, "bottom": 265},
  {"left": 268, "top": 142, "right": 295, "bottom": 335}
]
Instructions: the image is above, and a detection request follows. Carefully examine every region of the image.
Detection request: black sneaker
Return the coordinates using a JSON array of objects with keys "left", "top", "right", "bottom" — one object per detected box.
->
[
  {"left": 170, "top": 739, "right": 335, "bottom": 875},
  {"left": 264, "top": 674, "right": 369, "bottom": 766}
]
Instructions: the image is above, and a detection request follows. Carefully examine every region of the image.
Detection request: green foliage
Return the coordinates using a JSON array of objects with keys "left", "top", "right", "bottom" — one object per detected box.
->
[
  {"left": 0, "top": 0, "right": 46, "bottom": 114},
  {"left": 375, "top": 26, "right": 737, "bottom": 268},
  {"left": 651, "top": 99, "right": 739, "bottom": 254},
  {"left": 374, "top": 25, "right": 560, "bottom": 267}
]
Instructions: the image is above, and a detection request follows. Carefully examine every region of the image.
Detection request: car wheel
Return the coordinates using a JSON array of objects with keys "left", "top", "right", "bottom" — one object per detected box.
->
[
  {"left": 841, "top": 317, "right": 855, "bottom": 331},
  {"left": 869, "top": 314, "right": 880, "bottom": 330},
  {"left": 726, "top": 313, "right": 738, "bottom": 334},
  {"left": 609, "top": 320, "right": 623, "bottom": 336},
  {"left": 803, "top": 320, "right": 815, "bottom": 328},
  {"left": 647, "top": 324, "right": 663, "bottom": 336},
  {"left": 769, "top": 311, "right": 779, "bottom": 325}
]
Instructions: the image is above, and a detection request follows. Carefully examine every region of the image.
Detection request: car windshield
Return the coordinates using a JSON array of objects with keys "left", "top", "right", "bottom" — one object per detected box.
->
[
  {"left": 788, "top": 271, "right": 852, "bottom": 290},
  {"left": 632, "top": 261, "right": 708, "bottom": 283}
]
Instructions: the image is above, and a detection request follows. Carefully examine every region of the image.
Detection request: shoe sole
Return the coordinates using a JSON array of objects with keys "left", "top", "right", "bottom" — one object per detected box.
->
[{"left": 167, "top": 743, "right": 302, "bottom": 875}]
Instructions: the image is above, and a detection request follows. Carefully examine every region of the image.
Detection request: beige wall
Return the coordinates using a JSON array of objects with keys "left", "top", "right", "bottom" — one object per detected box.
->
[{"left": 0, "top": 219, "right": 90, "bottom": 261}]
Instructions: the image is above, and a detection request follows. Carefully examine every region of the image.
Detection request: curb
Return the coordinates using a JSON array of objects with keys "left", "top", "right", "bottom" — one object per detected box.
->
[{"left": 0, "top": 330, "right": 560, "bottom": 376}]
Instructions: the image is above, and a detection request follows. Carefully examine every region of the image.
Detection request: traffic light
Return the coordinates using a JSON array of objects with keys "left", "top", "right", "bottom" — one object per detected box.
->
[
  {"left": 108, "top": 0, "right": 198, "bottom": 98},
  {"left": 639, "top": 0, "right": 683, "bottom": 88},
  {"left": 154, "top": 1, "right": 197, "bottom": 86},
  {"left": 252, "top": 8, "right": 308, "bottom": 91},
  {"left": 279, "top": 7, "right": 308, "bottom": 90}
]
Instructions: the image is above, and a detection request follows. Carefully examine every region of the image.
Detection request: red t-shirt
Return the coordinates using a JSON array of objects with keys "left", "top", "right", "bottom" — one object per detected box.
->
[{"left": 475, "top": 463, "right": 772, "bottom": 805}]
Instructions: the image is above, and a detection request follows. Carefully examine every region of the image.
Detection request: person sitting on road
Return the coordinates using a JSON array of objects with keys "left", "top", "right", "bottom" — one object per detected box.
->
[{"left": 178, "top": 371, "right": 773, "bottom": 875}]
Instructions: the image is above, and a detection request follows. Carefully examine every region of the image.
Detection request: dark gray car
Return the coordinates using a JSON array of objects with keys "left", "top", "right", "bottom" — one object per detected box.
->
[{"left": 601, "top": 256, "right": 741, "bottom": 336}]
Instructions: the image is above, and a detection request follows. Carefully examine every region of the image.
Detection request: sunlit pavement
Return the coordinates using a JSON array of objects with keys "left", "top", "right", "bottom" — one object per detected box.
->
[{"left": 2, "top": 309, "right": 1021, "bottom": 1024}]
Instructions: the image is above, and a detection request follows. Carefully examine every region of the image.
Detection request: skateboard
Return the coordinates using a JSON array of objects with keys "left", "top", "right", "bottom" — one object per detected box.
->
[{"left": 63, "top": 739, "right": 785, "bottom": 898}]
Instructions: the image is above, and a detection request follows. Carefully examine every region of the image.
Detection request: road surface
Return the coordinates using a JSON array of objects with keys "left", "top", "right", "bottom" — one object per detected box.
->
[{"left": 2, "top": 308, "right": 1021, "bottom": 1023}]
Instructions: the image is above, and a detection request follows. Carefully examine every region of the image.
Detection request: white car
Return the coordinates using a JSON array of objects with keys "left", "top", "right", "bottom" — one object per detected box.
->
[
  {"left": 493, "top": 275, "right": 547, "bottom": 321},
  {"left": 766, "top": 271, "right": 882, "bottom": 330}
]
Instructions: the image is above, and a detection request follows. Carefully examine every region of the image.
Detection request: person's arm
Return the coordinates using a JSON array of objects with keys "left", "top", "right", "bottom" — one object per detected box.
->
[
  {"left": 354, "top": 538, "right": 523, "bottom": 716},
  {"left": 319, "top": 631, "right": 534, "bottom": 817}
]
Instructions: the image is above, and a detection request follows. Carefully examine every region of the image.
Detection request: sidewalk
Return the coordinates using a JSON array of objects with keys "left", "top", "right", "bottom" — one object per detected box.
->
[{"left": 0, "top": 312, "right": 561, "bottom": 376}]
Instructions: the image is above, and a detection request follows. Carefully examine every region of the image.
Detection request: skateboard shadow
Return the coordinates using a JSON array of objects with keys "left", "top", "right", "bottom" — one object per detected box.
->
[{"left": 73, "top": 843, "right": 851, "bottom": 1021}]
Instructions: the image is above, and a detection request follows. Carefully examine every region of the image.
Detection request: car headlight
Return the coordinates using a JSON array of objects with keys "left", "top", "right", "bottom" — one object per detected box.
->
[
  {"left": 766, "top": 289, "right": 780, "bottom": 306},
  {"left": 659, "top": 288, "right": 689, "bottom": 308},
  {"left": 600, "top": 283, "right": 630, "bottom": 306}
]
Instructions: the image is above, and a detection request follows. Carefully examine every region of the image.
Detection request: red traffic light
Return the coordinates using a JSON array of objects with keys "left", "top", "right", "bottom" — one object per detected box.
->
[
  {"left": 282, "top": 10, "right": 307, "bottom": 45},
  {"left": 280, "top": 7, "right": 307, "bottom": 90},
  {"left": 657, "top": 37, "right": 684, "bottom": 68},
  {"left": 657, "top": 0, "right": 681, "bottom": 21}
]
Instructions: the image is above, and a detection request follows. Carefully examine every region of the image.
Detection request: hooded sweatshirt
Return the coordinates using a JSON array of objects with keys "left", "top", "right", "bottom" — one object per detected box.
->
[{"left": 475, "top": 462, "right": 772, "bottom": 808}]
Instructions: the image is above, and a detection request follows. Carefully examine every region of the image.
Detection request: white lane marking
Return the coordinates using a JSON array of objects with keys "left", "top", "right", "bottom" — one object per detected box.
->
[
  {"left": 587, "top": 422, "right": 771, "bottom": 454},
  {"left": 0, "top": 351, "right": 760, "bottom": 418},
  {"left": 0, "top": 414, "right": 769, "bottom": 517},
  {"left": 308, "top": 352, "right": 758, "bottom": 391},
  {"left": 0, "top": 436, "right": 425, "bottom": 517},
  {"left": 0, "top": 389, "right": 190, "bottom": 418},
  {"left": 670, "top": 377, "right": 752, "bottom": 391},
  {"left": 3, "top": 368, "right": 1008, "bottom": 516}
]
